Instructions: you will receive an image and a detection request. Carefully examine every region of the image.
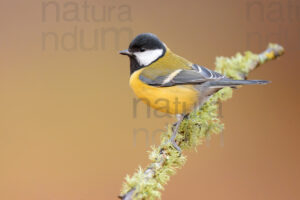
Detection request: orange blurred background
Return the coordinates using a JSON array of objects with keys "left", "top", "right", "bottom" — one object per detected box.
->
[{"left": 0, "top": 0, "right": 299, "bottom": 199}]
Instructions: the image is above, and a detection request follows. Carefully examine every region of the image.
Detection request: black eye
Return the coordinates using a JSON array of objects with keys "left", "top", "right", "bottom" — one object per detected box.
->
[{"left": 140, "top": 48, "right": 146, "bottom": 52}]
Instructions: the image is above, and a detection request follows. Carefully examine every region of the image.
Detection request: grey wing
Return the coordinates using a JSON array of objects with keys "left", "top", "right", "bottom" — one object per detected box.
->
[
  {"left": 179, "top": 64, "right": 225, "bottom": 84},
  {"left": 140, "top": 64, "right": 225, "bottom": 87}
]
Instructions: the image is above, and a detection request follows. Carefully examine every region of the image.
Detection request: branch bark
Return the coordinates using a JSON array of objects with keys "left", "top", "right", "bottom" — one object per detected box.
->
[{"left": 119, "top": 44, "right": 284, "bottom": 200}]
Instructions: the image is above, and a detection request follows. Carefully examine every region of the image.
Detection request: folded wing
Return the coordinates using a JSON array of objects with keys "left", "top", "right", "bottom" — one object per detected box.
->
[{"left": 140, "top": 64, "right": 225, "bottom": 87}]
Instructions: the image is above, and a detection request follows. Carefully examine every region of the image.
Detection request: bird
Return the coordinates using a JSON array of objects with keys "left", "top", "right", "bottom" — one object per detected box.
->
[{"left": 120, "top": 33, "right": 269, "bottom": 152}]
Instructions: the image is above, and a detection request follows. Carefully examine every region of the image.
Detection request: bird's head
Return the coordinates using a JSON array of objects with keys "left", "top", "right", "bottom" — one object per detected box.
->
[{"left": 120, "top": 33, "right": 166, "bottom": 73}]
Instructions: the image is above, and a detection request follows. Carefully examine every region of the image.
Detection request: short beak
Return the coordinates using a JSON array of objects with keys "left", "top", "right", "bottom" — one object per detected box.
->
[{"left": 119, "top": 49, "right": 132, "bottom": 56}]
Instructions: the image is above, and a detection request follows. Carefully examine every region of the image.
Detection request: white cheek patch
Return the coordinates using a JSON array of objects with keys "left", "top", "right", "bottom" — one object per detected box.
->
[{"left": 134, "top": 49, "right": 164, "bottom": 66}]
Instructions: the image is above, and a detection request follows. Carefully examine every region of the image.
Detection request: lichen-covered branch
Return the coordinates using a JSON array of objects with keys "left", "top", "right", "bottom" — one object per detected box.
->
[{"left": 119, "top": 44, "right": 284, "bottom": 200}]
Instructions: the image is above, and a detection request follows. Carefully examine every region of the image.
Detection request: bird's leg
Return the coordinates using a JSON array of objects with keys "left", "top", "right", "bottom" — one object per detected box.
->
[
  {"left": 172, "top": 114, "right": 189, "bottom": 130},
  {"left": 170, "top": 114, "right": 185, "bottom": 153}
]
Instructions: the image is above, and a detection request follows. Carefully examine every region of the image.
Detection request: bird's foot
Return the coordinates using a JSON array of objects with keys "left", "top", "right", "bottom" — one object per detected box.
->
[{"left": 170, "top": 139, "right": 181, "bottom": 154}]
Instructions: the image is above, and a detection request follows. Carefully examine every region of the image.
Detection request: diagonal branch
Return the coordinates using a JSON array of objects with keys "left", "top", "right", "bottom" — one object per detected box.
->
[{"left": 119, "top": 44, "right": 284, "bottom": 200}]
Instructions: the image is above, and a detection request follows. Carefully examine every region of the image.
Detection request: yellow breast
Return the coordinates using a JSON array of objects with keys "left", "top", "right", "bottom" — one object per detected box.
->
[{"left": 129, "top": 69, "right": 199, "bottom": 114}]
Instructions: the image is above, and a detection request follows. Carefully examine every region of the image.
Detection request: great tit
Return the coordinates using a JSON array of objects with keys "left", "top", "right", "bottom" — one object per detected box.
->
[{"left": 120, "top": 33, "right": 269, "bottom": 152}]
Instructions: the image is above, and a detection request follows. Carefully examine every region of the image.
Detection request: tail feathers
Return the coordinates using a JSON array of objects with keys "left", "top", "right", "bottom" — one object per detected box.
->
[{"left": 208, "top": 79, "right": 270, "bottom": 88}]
